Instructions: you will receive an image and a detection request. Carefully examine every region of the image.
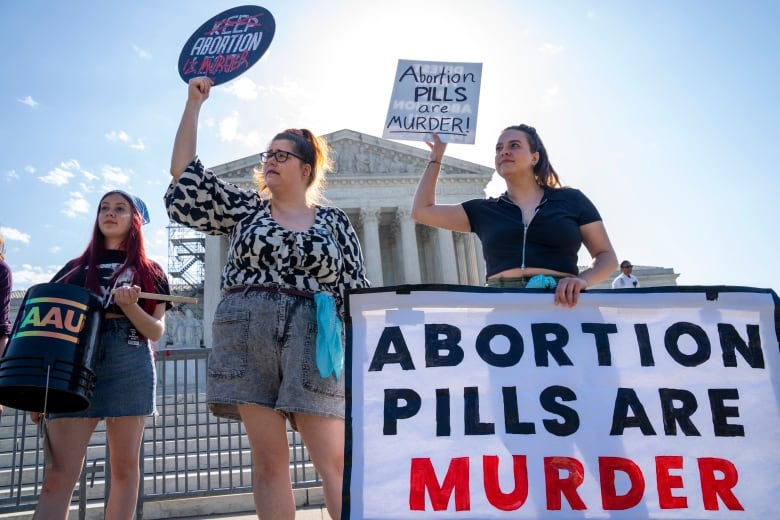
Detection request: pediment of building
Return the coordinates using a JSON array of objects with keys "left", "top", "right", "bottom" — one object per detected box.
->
[
  {"left": 206, "top": 129, "right": 495, "bottom": 189},
  {"left": 324, "top": 129, "right": 494, "bottom": 179}
]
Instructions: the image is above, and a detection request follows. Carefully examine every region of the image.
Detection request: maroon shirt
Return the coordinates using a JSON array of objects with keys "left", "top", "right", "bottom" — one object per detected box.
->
[{"left": 0, "top": 259, "right": 11, "bottom": 337}]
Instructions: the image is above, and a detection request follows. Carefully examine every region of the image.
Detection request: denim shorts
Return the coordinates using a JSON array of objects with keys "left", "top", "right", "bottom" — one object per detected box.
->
[
  {"left": 50, "top": 317, "right": 156, "bottom": 419},
  {"left": 207, "top": 290, "right": 344, "bottom": 426}
]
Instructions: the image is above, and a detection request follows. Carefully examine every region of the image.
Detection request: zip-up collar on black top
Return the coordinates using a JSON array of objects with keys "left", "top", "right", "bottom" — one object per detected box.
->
[{"left": 498, "top": 191, "right": 550, "bottom": 270}]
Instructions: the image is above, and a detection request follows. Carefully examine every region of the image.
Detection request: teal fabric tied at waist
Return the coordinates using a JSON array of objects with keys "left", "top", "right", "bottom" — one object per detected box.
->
[
  {"left": 525, "top": 274, "right": 559, "bottom": 289},
  {"left": 487, "top": 274, "right": 560, "bottom": 289},
  {"left": 314, "top": 293, "right": 343, "bottom": 380}
]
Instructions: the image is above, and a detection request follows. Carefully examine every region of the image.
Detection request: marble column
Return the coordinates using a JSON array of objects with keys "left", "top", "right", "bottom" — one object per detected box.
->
[
  {"left": 473, "top": 235, "right": 486, "bottom": 284},
  {"left": 454, "top": 233, "right": 468, "bottom": 284},
  {"left": 437, "top": 227, "right": 458, "bottom": 284},
  {"left": 464, "top": 233, "right": 480, "bottom": 285},
  {"left": 360, "top": 207, "right": 384, "bottom": 286},
  {"left": 396, "top": 207, "right": 421, "bottom": 284},
  {"left": 203, "top": 234, "right": 227, "bottom": 349}
]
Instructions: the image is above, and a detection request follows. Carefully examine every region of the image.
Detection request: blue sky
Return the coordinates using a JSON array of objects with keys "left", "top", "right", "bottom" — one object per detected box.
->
[{"left": 1, "top": 1, "right": 778, "bottom": 294}]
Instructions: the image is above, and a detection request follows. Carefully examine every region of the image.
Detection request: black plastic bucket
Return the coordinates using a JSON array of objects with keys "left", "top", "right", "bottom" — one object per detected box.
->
[{"left": 0, "top": 283, "right": 103, "bottom": 413}]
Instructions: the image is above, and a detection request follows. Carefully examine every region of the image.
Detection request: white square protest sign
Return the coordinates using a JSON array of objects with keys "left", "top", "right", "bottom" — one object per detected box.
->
[{"left": 382, "top": 59, "right": 482, "bottom": 144}]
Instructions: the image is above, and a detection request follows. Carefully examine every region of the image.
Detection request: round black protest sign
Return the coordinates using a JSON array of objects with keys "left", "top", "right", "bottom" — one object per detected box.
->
[{"left": 178, "top": 5, "right": 275, "bottom": 86}]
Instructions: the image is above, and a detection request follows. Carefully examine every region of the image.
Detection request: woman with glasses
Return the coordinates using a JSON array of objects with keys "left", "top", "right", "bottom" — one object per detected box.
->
[
  {"left": 412, "top": 125, "right": 617, "bottom": 307},
  {"left": 166, "top": 76, "right": 368, "bottom": 520}
]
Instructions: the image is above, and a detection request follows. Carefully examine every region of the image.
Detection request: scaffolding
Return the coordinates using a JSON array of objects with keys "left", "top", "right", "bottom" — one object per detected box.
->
[{"left": 166, "top": 221, "right": 205, "bottom": 316}]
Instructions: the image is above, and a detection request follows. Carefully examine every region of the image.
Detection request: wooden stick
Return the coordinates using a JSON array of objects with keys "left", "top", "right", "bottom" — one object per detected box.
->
[
  {"left": 138, "top": 292, "right": 199, "bottom": 304},
  {"left": 111, "top": 288, "right": 199, "bottom": 304}
]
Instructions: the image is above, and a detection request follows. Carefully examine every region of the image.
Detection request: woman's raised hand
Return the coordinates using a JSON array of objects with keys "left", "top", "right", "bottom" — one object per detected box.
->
[
  {"left": 188, "top": 76, "right": 214, "bottom": 104},
  {"left": 171, "top": 77, "right": 212, "bottom": 178},
  {"left": 426, "top": 132, "right": 447, "bottom": 163}
]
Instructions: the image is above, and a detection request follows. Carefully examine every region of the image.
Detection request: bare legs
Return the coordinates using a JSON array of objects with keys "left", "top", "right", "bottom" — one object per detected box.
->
[
  {"left": 33, "top": 416, "right": 146, "bottom": 520},
  {"left": 33, "top": 418, "right": 98, "bottom": 519},
  {"left": 296, "top": 413, "right": 344, "bottom": 520},
  {"left": 239, "top": 404, "right": 297, "bottom": 519},
  {"left": 239, "top": 404, "right": 343, "bottom": 520},
  {"left": 104, "top": 416, "right": 145, "bottom": 519}
]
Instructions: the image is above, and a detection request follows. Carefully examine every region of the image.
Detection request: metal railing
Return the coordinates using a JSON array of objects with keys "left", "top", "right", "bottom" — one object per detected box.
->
[{"left": 0, "top": 348, "right": 322, "bottom": 518}]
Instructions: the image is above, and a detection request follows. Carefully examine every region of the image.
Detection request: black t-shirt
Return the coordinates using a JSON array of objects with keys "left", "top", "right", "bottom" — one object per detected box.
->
[
  {"left": 51, "top": 250, "right": 171, "bottom": 316},
  {"left": 462, "top": 188, "right": 602, "bottom": 278}
]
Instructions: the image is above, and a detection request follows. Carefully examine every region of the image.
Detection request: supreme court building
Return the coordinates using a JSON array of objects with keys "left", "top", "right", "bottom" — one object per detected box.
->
[{"left": 168, "top": 129, "right": 679, "bottom": 348}]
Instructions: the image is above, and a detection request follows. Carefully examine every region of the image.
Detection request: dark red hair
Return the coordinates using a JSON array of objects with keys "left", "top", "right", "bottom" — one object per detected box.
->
[{"left": 63, "top": 191, "right": 163, "bottom": 315}]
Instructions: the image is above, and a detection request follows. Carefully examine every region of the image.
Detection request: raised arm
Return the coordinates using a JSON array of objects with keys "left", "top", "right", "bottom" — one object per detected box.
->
[
  {"left": 410, "top": 133, "right": 471, "bottom": 232},
  {"left": 170, "top": 77, "right": 213, "bottom": 181}
]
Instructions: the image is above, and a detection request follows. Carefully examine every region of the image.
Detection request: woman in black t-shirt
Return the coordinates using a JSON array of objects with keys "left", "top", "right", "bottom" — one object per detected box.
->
[
  {"left": 32, "top": 190, "right": 170, "bottom": 519},
  {"left": 412, "top": 125, "right": 618, "bottom": 307}
]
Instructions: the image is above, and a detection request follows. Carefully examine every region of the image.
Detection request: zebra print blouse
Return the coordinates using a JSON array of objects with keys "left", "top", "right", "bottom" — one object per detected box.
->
[{"left": 164, "top": 158, "right": 369, "bottom": 315}]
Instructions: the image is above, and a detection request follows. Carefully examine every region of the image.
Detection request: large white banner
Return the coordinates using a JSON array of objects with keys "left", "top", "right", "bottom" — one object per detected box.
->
[{"left": 344, "top": 286, "right": 780, "bottom": 519}]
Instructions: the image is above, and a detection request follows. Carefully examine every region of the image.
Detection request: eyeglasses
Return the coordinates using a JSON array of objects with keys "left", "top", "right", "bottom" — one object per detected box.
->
[
  {"left": 259, "top": 150, "right": 305, "bottom": 163},
  {"left": 622, "top": 265, "right": 633, "bottom": 269}
]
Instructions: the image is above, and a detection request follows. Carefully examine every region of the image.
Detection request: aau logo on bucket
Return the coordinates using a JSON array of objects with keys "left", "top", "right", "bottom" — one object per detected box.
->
[{"left": 14, "top": 296, "right": 88, "bottom": 344}]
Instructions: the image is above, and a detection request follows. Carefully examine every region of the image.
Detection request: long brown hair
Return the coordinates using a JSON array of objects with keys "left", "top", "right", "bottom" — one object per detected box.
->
[{"left": 62, "top": 191, "right": 163, "bottom": 314}]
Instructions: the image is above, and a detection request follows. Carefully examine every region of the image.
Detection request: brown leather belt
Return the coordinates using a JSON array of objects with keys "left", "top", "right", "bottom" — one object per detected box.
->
[{"left": 223, "top": 285, "right": 314, "bottom": 300}]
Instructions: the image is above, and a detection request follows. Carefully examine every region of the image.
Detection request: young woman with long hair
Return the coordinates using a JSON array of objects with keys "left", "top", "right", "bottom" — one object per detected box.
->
[
  {"left": 412, "top": 125, "right": 617, "bottom": 306},
  {"left": 32, "top": 190, "right": 170, "bottom": 520}
]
